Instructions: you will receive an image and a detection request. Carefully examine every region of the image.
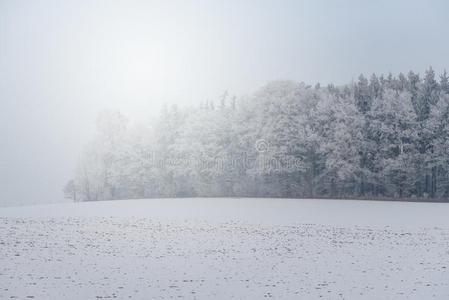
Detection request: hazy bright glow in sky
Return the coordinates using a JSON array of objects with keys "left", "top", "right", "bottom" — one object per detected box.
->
[{"left": 1, "top": 0, "right": 448, "bottom": 205}]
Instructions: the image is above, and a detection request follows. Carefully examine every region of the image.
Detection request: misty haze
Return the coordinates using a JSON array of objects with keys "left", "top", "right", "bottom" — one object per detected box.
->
[{"left": 1, "top": 0, "right": 449, "bottom": 299}]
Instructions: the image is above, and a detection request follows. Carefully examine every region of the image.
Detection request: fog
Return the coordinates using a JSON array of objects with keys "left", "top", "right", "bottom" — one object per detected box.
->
[{"left": 1, "top": 0, "right": 448, "bottom": 205}]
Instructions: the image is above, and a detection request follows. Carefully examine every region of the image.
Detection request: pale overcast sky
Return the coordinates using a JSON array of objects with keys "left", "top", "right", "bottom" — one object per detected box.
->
[{"left": 1, "top": 0, "right": 448, "bottom": 205}]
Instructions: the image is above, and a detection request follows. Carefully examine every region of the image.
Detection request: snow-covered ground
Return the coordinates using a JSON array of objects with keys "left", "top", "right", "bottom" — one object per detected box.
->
[{"left": 1, "top": 198, "right": 449, "bottom": 299}]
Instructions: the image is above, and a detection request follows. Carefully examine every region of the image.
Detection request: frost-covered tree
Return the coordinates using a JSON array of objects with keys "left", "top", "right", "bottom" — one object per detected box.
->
[
  {"left": 320, "top": 93, "right": 364, "bottom": 196},
  {"left": 355, "top": 74, "right": 371, "bottom": 113},
  {"left": 428, "top": 94, "right": 449, "bottom": 197},
  {"left": 369, "top": 90, "right": 418, "bottom": 197},
  {"left": 66, "top": 68, "right": 449, "bottom": 201},
  {"left": 63, "top": 179, "right": 77, "bottom": 201},
  {"left": 71, "top": 111, "right": 129, "bottom": 201},
  {"left": 440, "top": 70, "right": 449, "bottom": 94}
]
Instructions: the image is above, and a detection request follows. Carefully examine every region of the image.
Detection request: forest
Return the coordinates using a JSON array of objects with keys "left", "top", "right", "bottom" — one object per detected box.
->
[{"left": 65, "top": 67, "right": 449, "bottom": 201}]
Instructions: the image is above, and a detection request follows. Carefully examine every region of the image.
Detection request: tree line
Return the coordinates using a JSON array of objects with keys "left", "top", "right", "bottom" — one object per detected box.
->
[{"left": 65, "top": 67, "right": 449, "bottom": 201}]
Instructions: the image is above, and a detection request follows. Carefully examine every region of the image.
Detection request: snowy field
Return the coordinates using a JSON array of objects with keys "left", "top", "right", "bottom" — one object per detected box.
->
[{"left": 1, "top": 198, "right": 449, "bottom": 299}]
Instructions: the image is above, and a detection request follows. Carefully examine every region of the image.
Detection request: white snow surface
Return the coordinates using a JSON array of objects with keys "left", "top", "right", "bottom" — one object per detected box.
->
[{"left": 1, "top": 198, "right": 449, "bottom": 299}]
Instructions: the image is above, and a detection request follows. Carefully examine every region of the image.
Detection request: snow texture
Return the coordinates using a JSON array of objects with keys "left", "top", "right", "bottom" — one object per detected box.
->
[{"left": 1, "top": 198, "right": 449, "bottom": 299}]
